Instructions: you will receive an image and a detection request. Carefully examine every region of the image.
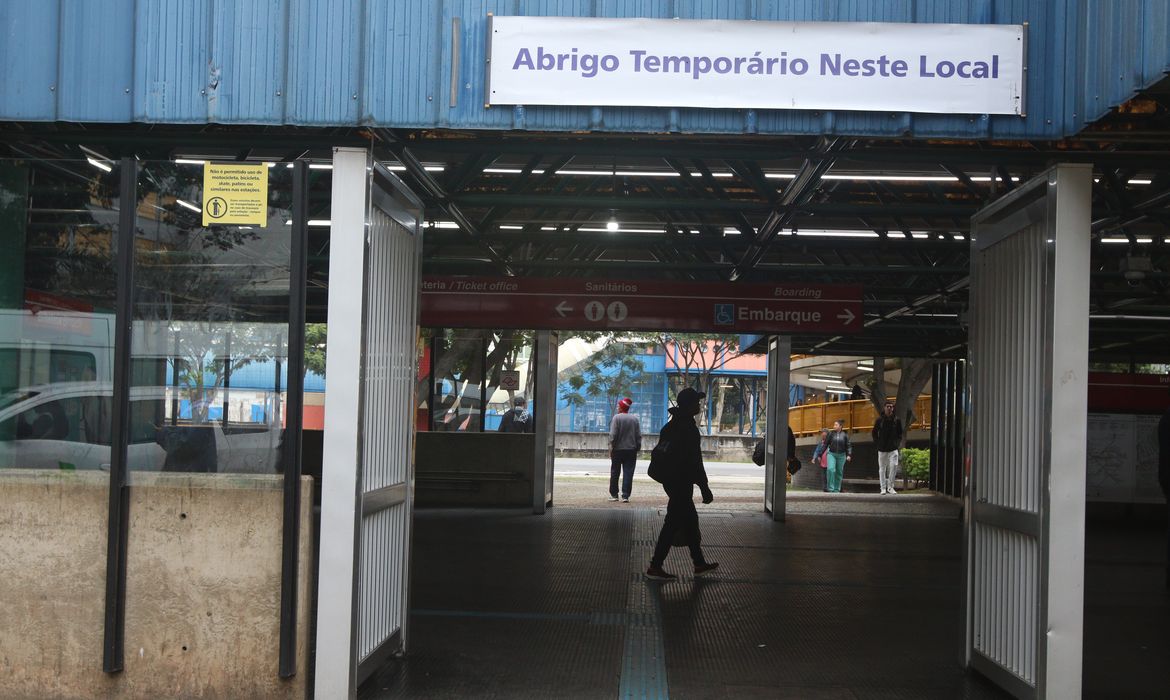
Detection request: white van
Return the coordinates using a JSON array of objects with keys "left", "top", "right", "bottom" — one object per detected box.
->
[
  {"left": 0, "top": 310, "right": 114, "bottom": 394},
  {"left": 0, "top": 382, "right": 281, "bottom": 473}
]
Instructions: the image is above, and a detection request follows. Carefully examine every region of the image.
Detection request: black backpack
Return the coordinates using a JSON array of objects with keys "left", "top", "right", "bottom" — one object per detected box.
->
[
  {"left": 752, "top": 439, "right": 765, "bottom": 466},
  {"left": 647, "top": 427, "right": 674, "bottom": 483}
]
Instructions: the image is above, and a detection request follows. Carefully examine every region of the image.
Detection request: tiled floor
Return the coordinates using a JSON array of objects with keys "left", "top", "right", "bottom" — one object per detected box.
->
[{"left": 359, "top": 497, "right": 1168, "bottom": 699}]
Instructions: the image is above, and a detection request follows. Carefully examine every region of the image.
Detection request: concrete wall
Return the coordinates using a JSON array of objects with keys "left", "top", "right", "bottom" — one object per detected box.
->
[
  {"left": 0, "top": 470, "right": 313, "bottom": 700},
  {"left": 415, "top": 432, "right": 535, "bottom": 507},
  {"left": 555, "top": 431, "right": 742, "bottom": 461}
]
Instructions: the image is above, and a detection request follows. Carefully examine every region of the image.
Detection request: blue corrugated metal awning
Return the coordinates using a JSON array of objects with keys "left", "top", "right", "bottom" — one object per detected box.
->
[{"left": 2, "top": 1, "right": 1168, "bottom": 139}]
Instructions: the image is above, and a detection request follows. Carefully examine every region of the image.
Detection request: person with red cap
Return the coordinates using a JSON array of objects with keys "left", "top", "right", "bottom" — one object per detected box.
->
[{"left": 608, "top": 396, "right": 642, "bottom": 502}]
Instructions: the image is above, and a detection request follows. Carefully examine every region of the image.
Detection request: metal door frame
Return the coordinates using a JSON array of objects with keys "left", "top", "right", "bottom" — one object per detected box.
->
[
  {"left": 532, "top": 330, "right": 558, "bottom": 514},
  {"left": 964, "top": 163, "right": 1090, "bottom": 699},
  {"left": 315, "top": 148, "right": 424, "bottom": 698},
  {"left": 763, "top": 335, "right": 791, "bottom": 521}
]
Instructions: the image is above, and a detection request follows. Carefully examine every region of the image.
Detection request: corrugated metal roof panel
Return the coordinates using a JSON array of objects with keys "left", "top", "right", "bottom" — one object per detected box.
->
[
  {"left": 2, "top": 0, "right": 1168, "bottom": 140},
  {"left": 208, "top": 0, "right": 287, "bottom": 123},
  {"left": 287, "top": 0, "right": 362, "bottom": 125},
  {"left": 1141, "top": 1, "right": 1170, "bottom": 93},
  {"left": 58, "top": 0, "right": 136, "bottom": 122},
  {"left": 364, "top": 1, "right": 444, "bottom": 127},
  {"left": 134, "top": 0, "right": 211, "bottom": 123},
  {"left": 1078, "top": 0, "right": 1170, "bottom": 127},
  {"left": 0, "top": 1, "right": 60, "bottom": 121}
]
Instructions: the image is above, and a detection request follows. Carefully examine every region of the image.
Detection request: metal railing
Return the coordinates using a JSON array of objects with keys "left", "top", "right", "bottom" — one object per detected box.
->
[{"left": 788, "top": 396, "right": 932, "bottom": 437}]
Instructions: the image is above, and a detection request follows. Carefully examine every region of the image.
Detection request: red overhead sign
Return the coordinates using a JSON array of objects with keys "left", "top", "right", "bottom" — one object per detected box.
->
[{"left": 420, "top": 276, "right": 863, "bottom": 334}]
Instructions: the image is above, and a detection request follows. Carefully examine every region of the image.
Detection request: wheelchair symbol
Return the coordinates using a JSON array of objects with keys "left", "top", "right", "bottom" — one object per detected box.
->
[{"left": 714, "top": 304, "right": 735, "bottom": 325}]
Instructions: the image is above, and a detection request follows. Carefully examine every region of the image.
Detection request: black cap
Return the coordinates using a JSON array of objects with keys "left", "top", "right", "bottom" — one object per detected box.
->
[
  {"left": 513, "top": 396, "right": 527, "bottom": 406},
  {"left": 675, "top": 387, "right": 706, "bottom": 410}
]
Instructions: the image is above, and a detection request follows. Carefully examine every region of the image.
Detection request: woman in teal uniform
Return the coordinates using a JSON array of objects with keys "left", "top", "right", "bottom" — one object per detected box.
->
[{"left": 825, "top": 419, "right": 852, "bottom": 493}]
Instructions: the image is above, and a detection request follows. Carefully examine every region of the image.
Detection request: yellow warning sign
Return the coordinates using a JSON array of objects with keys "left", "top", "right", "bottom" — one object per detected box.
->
[{"left": 202, "top": 163, "right": 268, "bottom": 226}]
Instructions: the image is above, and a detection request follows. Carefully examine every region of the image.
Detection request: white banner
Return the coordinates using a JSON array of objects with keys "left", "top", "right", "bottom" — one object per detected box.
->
[{"left": 487, "top": 17, "right": 1024, "bottom": 115}]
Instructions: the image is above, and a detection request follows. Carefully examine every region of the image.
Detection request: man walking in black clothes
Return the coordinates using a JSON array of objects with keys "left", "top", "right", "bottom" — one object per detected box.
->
[
  {"left": 645, "top": 387, "right": 719, "bottom": 581},
  {"left": 872, "top": 401, "right": 904, "bottom": 494}
]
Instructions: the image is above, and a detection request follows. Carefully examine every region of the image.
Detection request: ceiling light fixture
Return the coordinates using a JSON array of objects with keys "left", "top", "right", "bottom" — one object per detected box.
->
[{"left": 808, "top": 372, "right": 842, "bottom": 382}]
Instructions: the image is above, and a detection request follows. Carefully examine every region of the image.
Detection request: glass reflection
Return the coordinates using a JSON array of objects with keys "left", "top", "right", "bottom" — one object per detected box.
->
[
  {"left": 129, "top": 162, "right": 294, "bottom": 473},
  {"left": 0, "top": 158, "right": 120, "bottom": 470},
  {"left": 425, "top": 330, "right": 535, "bottom": 432}
]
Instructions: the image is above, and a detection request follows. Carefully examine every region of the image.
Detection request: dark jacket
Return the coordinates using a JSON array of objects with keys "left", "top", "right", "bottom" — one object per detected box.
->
[
  {"left": 826, "top": 429, "right": 852, "bottom": 456},
  {"left": 498, "top": 407, "right": 533, "bottom": 433},
  {"left": 657, "top": 408, "right": 709, "bottom": 489},
  {"left": 872, "top": 413, "right": 904, "bottom": 452},
  {"left": 1159, "top": 406, "right": 1170, "bottom": 497}
]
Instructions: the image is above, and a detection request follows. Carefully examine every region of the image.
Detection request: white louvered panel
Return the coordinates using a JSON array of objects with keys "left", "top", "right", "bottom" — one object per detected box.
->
[
  {"left": 965, "top": 166, "right": 1092, "bottom": 699},
  {"left": 974, "top": 226, "right": 1046, "bottom": 516},
  {"left": 358, "top": 503, "right": 407, "bottom": 661},
  {"left": 356, "top": 196, "right": 418, "bottom": 663},
  {"left": 363, "top": 208, "right": 416, "bottom": 494},
  {"left": 973, "top": 522, "right": 1038, "bottom": 684}
]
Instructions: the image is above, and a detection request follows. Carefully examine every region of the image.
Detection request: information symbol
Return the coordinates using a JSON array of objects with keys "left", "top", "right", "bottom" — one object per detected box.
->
[
  {"left": 205, "top": 197, "right": 228, "bottom": 219},
  {"left": 584, "top": 301, "right": 605, "bottom": 322},
  {"left": 606, "top": 301, "right": 628, "bottom": 322}
]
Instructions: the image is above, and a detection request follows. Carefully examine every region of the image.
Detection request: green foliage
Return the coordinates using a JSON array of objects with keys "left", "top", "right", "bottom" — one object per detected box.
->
[
  {"left": 562, "top": 340, "right": 645, "bottom": 411},
  {"left": 305, "top": 324, "right": 328, "bottom": 376},
  {"left": 901, "top": 447, "right": 931, "bottom": 482}
]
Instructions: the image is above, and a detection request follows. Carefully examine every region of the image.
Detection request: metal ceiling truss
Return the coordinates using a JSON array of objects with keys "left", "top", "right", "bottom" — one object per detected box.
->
[
  {"left": 391, "top": 131, "right": 1169, "bottom": 360},
  {"left": 2, "top": 122, "right": 1168, "bottom": 359}
]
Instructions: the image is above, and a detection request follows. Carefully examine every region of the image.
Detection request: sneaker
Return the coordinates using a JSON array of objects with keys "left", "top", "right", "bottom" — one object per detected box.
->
[
  {"left": 888, "top": 487, "right": 897, "bottom": 495},
  {"left": 608, "top": 496, "right": 619, "bottom": 502},
  {"left": 621, "top": 497, "right": 630, "bottom": 503},
  {"left": 694, "top": 562, "right": 720, "bottom": 576},
  {"left": 644, "top": 565, "right": 677, "bottom": 581},
  {"left": 880, "top": 488, "right": 887, "bottom": 495}
]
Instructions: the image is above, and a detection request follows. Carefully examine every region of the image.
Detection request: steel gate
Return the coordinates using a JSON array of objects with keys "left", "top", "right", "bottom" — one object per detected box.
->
[
  {"left": 316, "top": 148, "right": 423, "bottom": 698},
  {"left": 965, "top": 164, "right": 1091, "bottom": 699}
]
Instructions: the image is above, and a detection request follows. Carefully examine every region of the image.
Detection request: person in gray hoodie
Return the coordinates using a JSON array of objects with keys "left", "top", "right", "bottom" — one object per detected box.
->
[{"left": 608, "top": 397, "right": 641, "bottom": 502}]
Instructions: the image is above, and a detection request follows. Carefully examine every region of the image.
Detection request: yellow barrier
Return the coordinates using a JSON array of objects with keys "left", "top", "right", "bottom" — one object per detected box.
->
[{"left": 788, "top": 396, "right": 932, "bottom": 438}]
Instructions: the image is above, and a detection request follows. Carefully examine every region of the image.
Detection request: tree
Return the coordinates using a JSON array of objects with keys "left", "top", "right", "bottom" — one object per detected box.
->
[
  {"left": 560, "top": 339, "right": 645, "bottom": 421},
  {"left": 304, "top": 324, "right": 327, "bottom": 376},
  {"left": 653, "top": 333, "right": 746, "bottom": 430},
  {"left": 865, "top": 357, "right": 935, "bottom": 447}
]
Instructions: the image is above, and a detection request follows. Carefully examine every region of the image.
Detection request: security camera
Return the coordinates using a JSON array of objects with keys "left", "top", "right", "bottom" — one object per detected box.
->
[{"left": 1120, "top": 256, "right": 1153, "bottom": 287}]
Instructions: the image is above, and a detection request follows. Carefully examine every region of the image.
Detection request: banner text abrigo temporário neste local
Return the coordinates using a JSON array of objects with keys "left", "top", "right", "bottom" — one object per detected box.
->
[{"left": 488, "top": 16, "right": 1024, "bottom": 115}]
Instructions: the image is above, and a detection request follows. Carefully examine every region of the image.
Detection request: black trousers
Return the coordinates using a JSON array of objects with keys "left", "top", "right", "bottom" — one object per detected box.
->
[
  {"left": 610, "top": 449, "right": 637, "bottom": 498},
  {"left": 650, "top": 482, "right": 705, "bottom": 568}
]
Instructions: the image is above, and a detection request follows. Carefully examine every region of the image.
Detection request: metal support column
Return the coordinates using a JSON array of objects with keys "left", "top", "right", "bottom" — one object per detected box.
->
[
  {"left": 763, "top": 336, "right": 791, "bottom": 521},
  {"left": 532, "top": 330, "right": 558, "bottom": 514},
  {"left": 102, "top": 157, "right": 137, "bottom": 673},
  {"left": 278, "top": 160, "right": 309, "bottom": 678}
]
